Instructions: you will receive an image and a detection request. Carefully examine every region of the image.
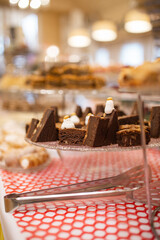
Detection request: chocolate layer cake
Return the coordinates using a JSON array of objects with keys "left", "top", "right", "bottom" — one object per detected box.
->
[
  {"left": 150, "top": 106, "right": 160, "bottom": 138},
  {"left": 26, "top": 118, "right": 39, "bottom": 138},
  {"left": 31, "top": 108, "right": 58, "bottom": 142},
  {"left": 59, "top": 128, "right": 86, "bottom": 145},
  {"left": 118, "top": 115, "right": 139, "bottom": 125},
  {"left": 117, "top": 126, "right": 150, "bottom": 147},
  {"left": 83, "top": 116, "right": 109, "bottom": 147}
]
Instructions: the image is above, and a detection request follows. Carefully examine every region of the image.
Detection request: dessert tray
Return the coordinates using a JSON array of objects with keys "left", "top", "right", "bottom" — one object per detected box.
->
[{"left": 26, "top": 138, "right": 160, "bottom": 152}]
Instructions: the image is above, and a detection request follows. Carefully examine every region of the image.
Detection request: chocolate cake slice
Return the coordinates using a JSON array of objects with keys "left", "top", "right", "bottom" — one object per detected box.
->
[
  {"left": 83, "top": 116, "right": 109, "bottom": 147},
  {"left": 118, "top": 115, "right": 139, "bottom": 125},
  {"left": 95, "top": 104, "right": 104, "bottom": 115},
  {"left": 104, "top": 109, "right": 119, "bottom": 145},
  {"left": 82, "top": 107, "right": 93, "bottom": 120},
  {"left": 116, "top": 127, "right": 150, "bottom": 147},
  {"left": 150, "top": 106, "right": 160, "bottom": 138},
  {"left": 96, "top": 112, "right": 105, "bottom": 117},
  {"left": 117, "top": 110, "right": 126, "bottom": 117},
  {"left": 31, "top": 108, "right": 58, "bottom": 142},
  {"left": 25, "top": 123, "right": 30, "bottom": 134},
  {"left": 49, "top": 106, "right": 59, "bottom": 122},
  {"left": 115, "top": 105, "right": 126, "bottom": 116},
  {"left": 26, "top": 118, "right": 39, "bottom": 138},
  {"left": 75, "top": 105, "right": 83, "bottom": 118},
  {"left": 59, "top": 128, "right": 86, "bottom": 145}
]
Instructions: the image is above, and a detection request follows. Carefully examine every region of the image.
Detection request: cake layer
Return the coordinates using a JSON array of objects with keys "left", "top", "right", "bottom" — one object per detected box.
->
[{"left": 59, "top": 128, "right": 86, "bottom": 145}]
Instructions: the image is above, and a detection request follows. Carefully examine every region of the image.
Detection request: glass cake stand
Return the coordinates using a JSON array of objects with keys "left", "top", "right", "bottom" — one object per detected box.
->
[
  {"left": 26, "top": 138, "right": 160, "bottom": 152},
  {"left": 24, "top": 88, "right": 160, "bottom": 223}
]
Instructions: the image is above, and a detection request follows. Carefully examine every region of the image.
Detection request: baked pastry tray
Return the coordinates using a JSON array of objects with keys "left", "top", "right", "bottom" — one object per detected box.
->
[{"left": 26, "top": 138, "right": 160, "bottom": 152}]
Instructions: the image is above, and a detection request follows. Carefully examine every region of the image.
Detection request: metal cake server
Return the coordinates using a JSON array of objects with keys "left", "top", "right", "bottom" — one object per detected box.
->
[{"left": 4, "top": 165, "right": 151, "bottom": 212}]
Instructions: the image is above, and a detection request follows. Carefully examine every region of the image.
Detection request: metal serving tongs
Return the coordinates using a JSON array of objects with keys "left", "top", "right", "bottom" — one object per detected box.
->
[{"left": 4, "top": 165, "right": 151, "bottom": 212}]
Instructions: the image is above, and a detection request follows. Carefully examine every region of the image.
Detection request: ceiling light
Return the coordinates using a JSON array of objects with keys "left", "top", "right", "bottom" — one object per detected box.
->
[
  {"left": 18, "top": 0, "right": 29, "bottom": 9},
  {"left": 92, "top": 21, "right": 117, "bottom": 42},
  {"left": 46, "top": 45, "right": 59, "bottom": 58},
  {"left": 124, "top": 10, "right": 152, "bottom": 33},
  {"left": 68, "top": 28, "right": 91, "bottom": 48},
  {"left": 41, "top": 0, "right": 50, "bottom": 6},
  {"left": 9, "top": 0, "right": 19, "bottom": 4},
  {"left": 30, "top": 0, "right": 41, "bottom": 9}
]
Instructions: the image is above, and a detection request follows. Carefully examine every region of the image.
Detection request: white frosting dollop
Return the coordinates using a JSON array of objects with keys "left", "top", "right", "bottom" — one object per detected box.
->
[
  {"left": 105, "top": 99, "right": 114, "bottom": 114},
  {"left": 70, "top": 115, "right": 80, "bottom": 124},
  {"left": 85, "top": 114, "right": 94, "bottom": 126},
  {"left": 61, "top": 118, "right": 75, "bottom": 129}
]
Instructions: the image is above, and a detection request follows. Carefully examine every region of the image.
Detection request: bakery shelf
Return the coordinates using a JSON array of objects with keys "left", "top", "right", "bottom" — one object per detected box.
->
[{"left": 119, "top": 86, "right": 160, "bottom": 96}]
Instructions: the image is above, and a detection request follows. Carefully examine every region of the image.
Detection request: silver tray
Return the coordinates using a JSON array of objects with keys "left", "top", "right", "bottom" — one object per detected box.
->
[{"left": 26, "top": 138, "right": 160, "bottom": 152}]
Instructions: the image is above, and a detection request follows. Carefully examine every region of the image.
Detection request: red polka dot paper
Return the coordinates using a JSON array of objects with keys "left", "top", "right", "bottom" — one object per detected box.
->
[{"left": 1, "top": 149, "right": 160, "bottom": 240}]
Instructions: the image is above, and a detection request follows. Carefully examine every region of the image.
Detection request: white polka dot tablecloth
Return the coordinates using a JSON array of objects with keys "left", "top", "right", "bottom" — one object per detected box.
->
[{"left": 0, "top": 149, "right": 160, "bottom": 240}]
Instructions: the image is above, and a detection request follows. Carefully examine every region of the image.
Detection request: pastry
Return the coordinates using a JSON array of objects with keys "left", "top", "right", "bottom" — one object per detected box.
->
[
  {"left": 75, "top": 105, "right": 83, "bottom": 118},
  {"left": 0, "top": 121, "right": 49, "bottom": 169},
  {"left": 104, "top": 109, "right": 119, "bottom": 145},
  {"left": 59, "top": 128, "right": 86, "bottom": 145},
  {"left": 26, "top": 118, "right": 39, "bottom": 138},
  {"left": 150, "top": 106, "right": 160, "bottom": 138},
  {"left": 84, "top": 98, "right": 119, "bottom": 147},
  {"left": 59, "top": 115, "right": 86, "bottom": 145},
  {"left": 118, "top": 115, "right": 139, "bottom": 125},
  {"left": 116, "top": 126, "right": 150, "bottom": 147},
  {"left": 83, "top": 116, "right": 109, "bottom": 147},
  {"left": 49, "top": 106, "right": 59, "bottom": 122},
  {"left": 95, "top": 104, "right": 104, "bottom": 115},
  {"left": 31, "top": 108, "right": 58, "bottom": 142},
  {"left": 26, "top": 74, "right": 46, "bottom": 88},
  {"left": 19, "top": 149, "right": 49, "bottom": 169},
  {"left": 83, "top": 107, "right": 93, "bottom": 120},
  {"left": 118, "top": 61, "right": 160, "bottom": 87},
  {"left": 25, "top": 123, "right": 30, "bottom": 134},
  {"left": 103, "top": 98, "right": 119, "bottom": 145},
  {"left": 119, "top": 124, "right": 150, "bottom": 132}
]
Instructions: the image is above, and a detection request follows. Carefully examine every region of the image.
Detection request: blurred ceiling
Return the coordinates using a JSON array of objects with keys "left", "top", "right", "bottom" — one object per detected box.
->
[
  {"left": 1, "top": 0, "right": 159, "bottom": 39},
  {"left": 136, "top": 0, "right": 160, "bottom": 39},
  {"left": 0, "top": 0, "right": 130, "bottom": 23}
]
